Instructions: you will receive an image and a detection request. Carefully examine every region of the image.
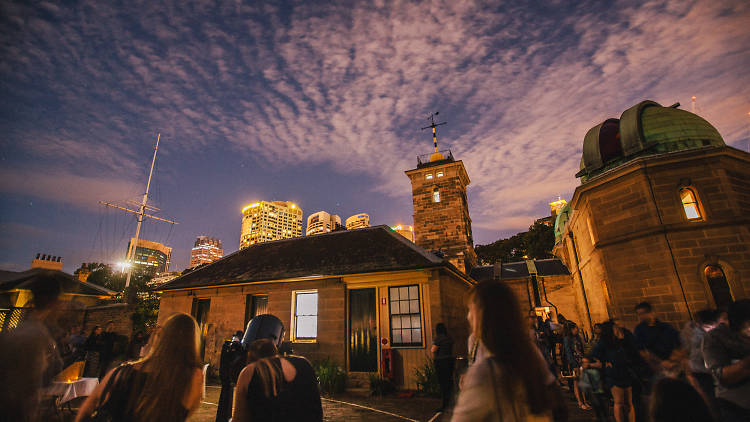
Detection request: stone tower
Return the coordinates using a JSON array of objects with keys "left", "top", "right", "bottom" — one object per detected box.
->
[{"left": 406, "top": 149, "right": 476, "bottom": 273}]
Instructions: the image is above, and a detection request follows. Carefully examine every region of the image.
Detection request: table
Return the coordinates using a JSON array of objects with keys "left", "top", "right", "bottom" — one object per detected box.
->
[{"left": 46, "top": 377, "right": 99, "bottom": 405}]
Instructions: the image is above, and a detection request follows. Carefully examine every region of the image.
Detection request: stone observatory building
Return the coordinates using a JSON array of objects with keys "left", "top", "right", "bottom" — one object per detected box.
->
[{"left": 553, "top": 100, "right": 750, "bottom": 331}]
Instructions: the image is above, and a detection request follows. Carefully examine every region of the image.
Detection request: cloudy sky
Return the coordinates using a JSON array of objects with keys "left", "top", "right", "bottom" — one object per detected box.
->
[{"left": 1, "top": 0, "right": 748, "bottom": 272}]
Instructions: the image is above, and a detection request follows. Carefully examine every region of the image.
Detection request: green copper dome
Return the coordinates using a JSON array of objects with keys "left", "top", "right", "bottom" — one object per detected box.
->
[
  {"left": 576, "top": 100, "right": 725, "bottom": 182},
  {"left": 553, "top": 202, "right": 572, "bottom": 244}
]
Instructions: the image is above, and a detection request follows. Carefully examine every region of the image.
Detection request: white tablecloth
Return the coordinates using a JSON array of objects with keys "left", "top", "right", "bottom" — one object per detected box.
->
[{"left": 47, "top": 377, "right": 99, "bottom": 404}]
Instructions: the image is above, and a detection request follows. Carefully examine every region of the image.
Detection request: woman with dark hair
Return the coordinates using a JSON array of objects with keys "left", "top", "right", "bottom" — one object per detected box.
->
[
  {"left": 83, "top": 325, "right": 103, "bottom": 378},
  {"left": 431, "top": 322, "right": 455, "bottom": 411},
  {"left": 451, "top": 281, "right": 566, "bottom": 422},
  {"left": 75, "top": 313, "right": 204, "bottom": 421},
  {"left": 563, "top": 323, "right": 588, "bottom": 409},
  {"left": 649, "top": 377, "right": 713, "bottom": 422},
  {"left": 232, "top": 338, "right": 323, "bottom": 421},
  {"left": 591, "top": 321, "right": 639, "bottom": 422}
]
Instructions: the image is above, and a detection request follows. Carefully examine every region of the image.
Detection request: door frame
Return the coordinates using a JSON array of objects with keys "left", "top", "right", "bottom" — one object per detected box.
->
[{"left": 346, "top": 286, "right": 380, "bottom": 374}]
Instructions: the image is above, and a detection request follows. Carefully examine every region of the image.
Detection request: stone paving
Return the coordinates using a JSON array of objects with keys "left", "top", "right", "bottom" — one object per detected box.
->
[{"left": 188, "top": 384, "right": 598, "bottom": 422}]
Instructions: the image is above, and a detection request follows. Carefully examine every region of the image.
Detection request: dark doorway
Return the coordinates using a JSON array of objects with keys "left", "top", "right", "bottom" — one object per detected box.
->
[
  {"left": 349, "top": 288, "right": 378, "bottom": 372},
  {"left": 705, "top": 265, "right": 732, "bottom": 309},
  {"left": 244, "top": 295, "right": 268, "bottom": 327},
  {"left": 192, "top": 298, "right": 211, "bottom": 360}
]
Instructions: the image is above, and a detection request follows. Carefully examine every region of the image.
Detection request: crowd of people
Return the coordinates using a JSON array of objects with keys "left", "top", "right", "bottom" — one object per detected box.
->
[
  {"left": 519, "top": 300, "right": 750, "bottom": 422},
  {"left": 2, "top": 271, "right": 749, "bottom": 422}
]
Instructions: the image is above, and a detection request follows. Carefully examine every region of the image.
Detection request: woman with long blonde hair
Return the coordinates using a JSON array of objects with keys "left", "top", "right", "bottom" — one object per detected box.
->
[
  {"left": 452, "top": 281, "right": 568, "bottom": 422},
  {"left": 75, "top": 313, "right": 204, "bottom": 422}
]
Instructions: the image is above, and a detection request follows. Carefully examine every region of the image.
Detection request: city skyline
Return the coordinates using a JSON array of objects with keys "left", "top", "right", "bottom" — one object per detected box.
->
[{"left": 1, "top": 0, "right": 749, "bottom": 272}]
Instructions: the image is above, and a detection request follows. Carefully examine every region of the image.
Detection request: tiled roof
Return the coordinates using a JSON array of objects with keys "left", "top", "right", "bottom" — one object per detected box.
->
[{"left": 158, "top": 226, "right": 456, "bottom": 291}]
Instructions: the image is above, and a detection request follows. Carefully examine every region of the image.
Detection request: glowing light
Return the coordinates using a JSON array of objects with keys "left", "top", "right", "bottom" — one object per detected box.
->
[{"left": 242, "top": 203, "right": 260, "bottom": 213}]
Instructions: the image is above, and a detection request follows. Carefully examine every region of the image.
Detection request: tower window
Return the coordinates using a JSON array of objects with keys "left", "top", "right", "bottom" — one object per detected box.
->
[
  {"left": 433, "top": 189, "right": 440, "bottom": 203},
  {"left": 425, "top": 173, "right": 433, "bottom": 180},
  {"left": 679, "top": 187, "right": 702, "bottom": 221},
  {"left": 437, "top": 171, "right": 444, "bottom": 177}
]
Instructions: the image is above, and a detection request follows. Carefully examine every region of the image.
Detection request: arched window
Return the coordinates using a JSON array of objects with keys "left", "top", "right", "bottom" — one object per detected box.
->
[
  {"left": 704, "top": 264, "right": 732, "bottom": 309},
  {"left": 433, "top": 189, "right": 440, "bottom": 203},
  {"left": 679, "top": 187, "right": 702, "bottom": 221}
]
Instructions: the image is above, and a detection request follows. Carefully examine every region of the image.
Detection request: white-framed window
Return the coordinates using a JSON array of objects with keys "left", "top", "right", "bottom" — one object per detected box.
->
[
  {"left": 292, "top": 290, "right": 318, "bottom": 341},
  {"left": 389, "top": 285, "right": 423, "bottom": 347},
  {"left": 437, "top": 171, "right": 444, "bottom": 177},
  {"left": 433, "top": 189, "right": 440, "bottom": 203},
  {"left": 679, "top": 187, "right": 703, "bottom": 221},
  {"left": 425, "top": 173, "right": 433, "bottom": 180}
]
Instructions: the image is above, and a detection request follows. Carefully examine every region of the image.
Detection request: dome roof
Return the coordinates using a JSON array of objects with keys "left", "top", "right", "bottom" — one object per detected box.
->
[{"left": 576, "top": 100, "right": 724, "bottom": 182}]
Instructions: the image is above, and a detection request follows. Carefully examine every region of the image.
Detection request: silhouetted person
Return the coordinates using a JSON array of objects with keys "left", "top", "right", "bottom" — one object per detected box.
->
[
  {"left": 84, "top": 325, "right": 103, "bottom": 377},
  {"left": 127, "top": 330, "right": 147, "bottom": 360},
  {"left": 75, "top": 313, "right": 204, "bottom": 421},
  {"left": 681, "top": 308, "right": 721, "bottom": 416},
  {"left": 216, "top": 330, "right": 245, "bottom": 422},
  {"left": 649, "top": 377, "right": 713, "bottom": 422},
  {"left": 592, "top": 321, "right": 640, "bottom": 422},
  {"left": 431, "top": 322, "right": 455, "bottom": 411},
  {"left": 99, "top": 320, "right": 117, "bottom": 378},
  {"left": 0, "top": 271, "right": 64, "bottom": 422}
]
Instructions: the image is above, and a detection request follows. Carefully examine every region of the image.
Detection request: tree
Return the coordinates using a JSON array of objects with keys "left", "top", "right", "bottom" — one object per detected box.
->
[{"left": 474, "top": 221, "right": 555, "bottom": 265}]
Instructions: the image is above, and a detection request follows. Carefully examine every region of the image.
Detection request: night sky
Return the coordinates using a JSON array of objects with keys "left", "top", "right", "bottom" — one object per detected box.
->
[{"left": 1, "top": 0, "right": 749, "bottom": 273}]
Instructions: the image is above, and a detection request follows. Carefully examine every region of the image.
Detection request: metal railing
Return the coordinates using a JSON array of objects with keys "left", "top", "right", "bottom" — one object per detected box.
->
[{"left": 416, "top": 149, "right": 454, "bottom": 167}]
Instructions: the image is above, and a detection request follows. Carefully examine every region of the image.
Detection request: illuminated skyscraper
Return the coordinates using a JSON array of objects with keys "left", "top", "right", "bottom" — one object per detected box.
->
[
  {"left": 126, "top": 238, "right": 172, "bottom": 275},
  {"left": 306, "top": 211, "right": 342, "bottom": 236},
  {"left": 240, "top": 201, "right": 303, "bottom": 248},
  {"left": 391, "top": 225, "right": 415, "bottom": 242},
  {"left": 345, "top": 213, "right": 370, "bottom": 230},
  {"left": 190, "top": 236, "right": 223, "bottom": 268}
]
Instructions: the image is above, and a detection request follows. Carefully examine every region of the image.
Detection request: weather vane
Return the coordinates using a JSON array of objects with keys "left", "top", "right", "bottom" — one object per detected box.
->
[{"left": 421, "top": 111, "right": 447, "bottom": 153}]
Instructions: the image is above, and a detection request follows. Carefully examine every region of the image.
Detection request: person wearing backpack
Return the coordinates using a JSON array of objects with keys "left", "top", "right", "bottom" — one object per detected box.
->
[{"left": 75, "top": 313, "right": 204, "bottom": 422}]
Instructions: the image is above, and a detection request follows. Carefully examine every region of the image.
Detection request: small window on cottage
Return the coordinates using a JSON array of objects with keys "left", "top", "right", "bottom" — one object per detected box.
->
[
  {"left": 433, "top": 189, "right": 440, "bottom": 203},
  {"left": 425, "top": 173, "right": 433, "bottom": 180},
  {"left": 293, "top": 291, "right": 318, "bottom": 340},
  {"left": 389, "top": 285, "right": 422, "bottom": 346},
  {"left": 679, "top": 187, "right": 702, "bottom": 221},
  {"left": 437, "top": 171, "right": 444, "bottom": 178}
]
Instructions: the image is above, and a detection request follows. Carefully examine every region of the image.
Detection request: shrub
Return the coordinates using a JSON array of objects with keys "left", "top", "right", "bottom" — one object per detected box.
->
[
  {"left": 313, "top": 359, "right": 347, "bottom": 394},
  {"left": 369, "top": 374, "right": 395, "bottom": 396},
  {"left": 414, "top": 358, "right": 440, "bottom": 396}
]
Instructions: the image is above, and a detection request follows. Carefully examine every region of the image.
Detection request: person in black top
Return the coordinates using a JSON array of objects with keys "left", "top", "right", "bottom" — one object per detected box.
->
[
  {"left": 633, "top": 302, "right": 681, "bottom": 375},
  {"left": 99, "top": 321, "right": 117, "bottom": 379},
  {"left": 431, "top": 322, "right": 454, "bottom": 411},
  {"left": 216, "top": 330, "right": 245, "bottom": 422},
  {"left": 233, "top": 339, "right": 323, "bottom": 422}
]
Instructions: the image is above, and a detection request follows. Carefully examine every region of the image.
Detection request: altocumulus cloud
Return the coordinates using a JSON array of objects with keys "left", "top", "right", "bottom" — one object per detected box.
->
[{"left": 1, "top": 0, "right": 748, "bottom": 233}]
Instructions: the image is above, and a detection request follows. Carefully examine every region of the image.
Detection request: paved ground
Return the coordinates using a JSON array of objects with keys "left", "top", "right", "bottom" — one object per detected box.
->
[{"left": 188, "top": 384, "right": 598, "bottom": 422}]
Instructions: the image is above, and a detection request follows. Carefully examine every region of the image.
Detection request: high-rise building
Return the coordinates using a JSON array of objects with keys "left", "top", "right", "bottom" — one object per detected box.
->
[
  {"left": 306, "top": 211, "right": 342, "bottom": 236},
  {"left": 240, "top": 201, "right": 303, "bottom": 248},
  {"left": 391, "top": 225, "right": 415, "bottom": 242},
  {"left": 345, "top": 213, "right": 370, "bottom": 230},
  {"left": 190, "top": 236, "right": 223, "bottom": 268},
  {"left": 406, "top": 148, "right": 476, "bottom": 272},
  {"left": 126, "top": 238, "right": 172, "bottom": 275}
]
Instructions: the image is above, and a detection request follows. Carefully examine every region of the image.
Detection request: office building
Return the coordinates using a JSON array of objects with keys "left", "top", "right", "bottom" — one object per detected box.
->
[
  {"left": 306, "top": 211, "right": 342, "bottom": 236},
  {"left": 190, "top": 236, "right": 223, "bottom": 268},
  {"left": 126, "top": 238, "right": 172, "bottom": 275},
  {"left": 345, "top": 213, "right": 370, "bottom": 230},
  {"left": 391, "top": 225, "right": 415, "bottom": 242},
  {"left": 240, "top": 201, "right": 303, "bottom": 248}
]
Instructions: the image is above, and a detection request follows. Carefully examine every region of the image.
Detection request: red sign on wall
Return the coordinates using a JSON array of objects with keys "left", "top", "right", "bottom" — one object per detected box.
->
[{"left": 381, "top": 297, "right": 387, "bottom": 305}]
